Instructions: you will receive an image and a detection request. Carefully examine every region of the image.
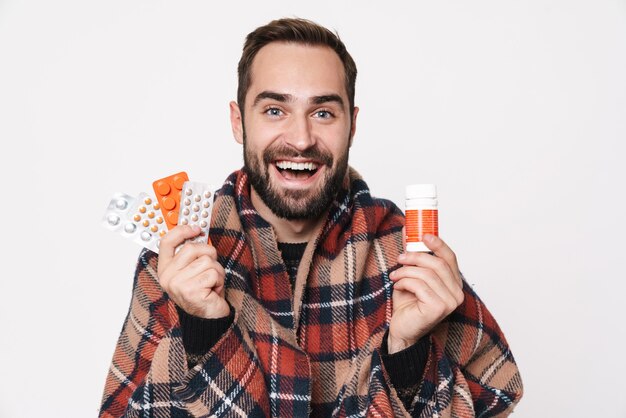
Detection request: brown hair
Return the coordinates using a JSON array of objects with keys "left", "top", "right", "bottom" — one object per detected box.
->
[{"left": 237, "top": 18, "right": 357, "bottom": 117}]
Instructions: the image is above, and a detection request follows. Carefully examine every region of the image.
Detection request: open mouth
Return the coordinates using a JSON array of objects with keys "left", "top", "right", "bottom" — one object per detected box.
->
[{"left": 274, "top": 160, "right": 320, "bottom": 181}]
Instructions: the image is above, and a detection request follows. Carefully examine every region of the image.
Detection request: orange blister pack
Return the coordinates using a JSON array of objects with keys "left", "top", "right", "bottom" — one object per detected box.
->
[{"left": 152, "top": 171, "right": 189, "bottom": 230}]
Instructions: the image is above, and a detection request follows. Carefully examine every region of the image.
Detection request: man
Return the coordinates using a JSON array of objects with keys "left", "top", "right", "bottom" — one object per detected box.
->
[{"left": 100, "top": 18, "right": 523, "bottom": 417}]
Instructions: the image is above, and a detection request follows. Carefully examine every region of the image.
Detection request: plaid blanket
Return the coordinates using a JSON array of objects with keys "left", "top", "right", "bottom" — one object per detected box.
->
[{"left": 99, "top": 168, "right": 523, "bottom": 417}]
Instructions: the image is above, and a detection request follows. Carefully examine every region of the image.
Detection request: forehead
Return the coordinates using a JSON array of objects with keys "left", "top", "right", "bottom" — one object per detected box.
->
[{"left": 247, "top": 42, "right": 347, "bottom": 104}]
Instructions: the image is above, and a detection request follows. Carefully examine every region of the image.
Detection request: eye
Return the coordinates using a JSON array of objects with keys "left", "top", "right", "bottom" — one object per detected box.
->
[
  {"left": 314, "top": 109, "right": 334, "bottom": 119},
  {"left": 264, "top": 107, "right": 283, "bottom": 117}
]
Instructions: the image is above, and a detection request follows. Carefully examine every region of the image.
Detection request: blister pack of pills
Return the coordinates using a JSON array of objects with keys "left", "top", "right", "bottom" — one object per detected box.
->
[
  {"left": 102, "top": 171, "right": 216, "bottom": 254},
  {"left": 178, "top": 181, "right": 217, "bottom": 245},
  {"left": 127, "top": 193, "right": 167, "bottom": 251},
  {"left": 152, "top": 171, "right": 189, "bottom": 230},
  {"left": 102, "top": 192, "right": 165, "bottom": 253},
  {"left": 102, "top": 193, "right": 136, "bottom": 231}
]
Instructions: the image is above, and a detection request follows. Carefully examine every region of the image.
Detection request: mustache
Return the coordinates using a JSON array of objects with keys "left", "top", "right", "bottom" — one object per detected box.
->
[{"left": 263, "top": 145, "right": 333, "bottom": 167}]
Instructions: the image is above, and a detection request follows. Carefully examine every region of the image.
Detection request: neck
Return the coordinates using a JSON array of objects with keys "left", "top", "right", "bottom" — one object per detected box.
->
[{"left": 250, "top": 188, "right": 323, "bottom": 243}]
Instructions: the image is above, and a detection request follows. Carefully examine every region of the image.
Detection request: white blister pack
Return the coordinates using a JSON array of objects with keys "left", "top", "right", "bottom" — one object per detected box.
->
[
  {"left": 178, "top": 181, "right": 216, "bottom": 246},
  {"left": 126, "top": 193, "right": 168, "bottom": 252},
  {"left": 102, "top": 193, "right": 136, "bottom": 232},
  {"left": 102, "top": 192, "right": 166, "bottom": 253}
]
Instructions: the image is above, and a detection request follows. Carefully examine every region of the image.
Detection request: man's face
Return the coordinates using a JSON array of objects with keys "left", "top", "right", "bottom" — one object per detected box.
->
[{"left": 231, "top": 42, "right": 358, "bottom": 220}]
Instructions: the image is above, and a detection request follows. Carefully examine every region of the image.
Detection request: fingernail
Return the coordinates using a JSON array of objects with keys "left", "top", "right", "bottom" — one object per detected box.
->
[
  {"left": 424, "top": 234, "right": 434, "bottom": 244},
  {"left": 398, "top": 253, "right": 406, "bottom": 261},
  {"left": 389, "top": 270, "right": 396, "bottom": 278}
]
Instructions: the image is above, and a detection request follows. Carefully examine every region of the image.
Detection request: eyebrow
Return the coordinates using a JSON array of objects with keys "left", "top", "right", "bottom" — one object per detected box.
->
[
  {"left": 253, "top": 91, "right": 292, "bottom": 106},
  {"left": 310, "top": 94, "right": 344, "bottom": 107},
  {"left": 252, "top": 91, "right": 345, "bottom": 107}
]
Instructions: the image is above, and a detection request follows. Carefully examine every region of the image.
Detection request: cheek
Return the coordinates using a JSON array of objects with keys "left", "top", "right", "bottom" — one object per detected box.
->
[
  {"left": 246, "top": 123, "right": 281, "bottom": 151},
  {"left": 325, "top": 132, "right": 350, "bottom": 159}
]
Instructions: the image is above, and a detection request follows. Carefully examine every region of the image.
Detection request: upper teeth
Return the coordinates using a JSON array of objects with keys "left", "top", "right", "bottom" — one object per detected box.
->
[{"left": 276, "top": 161, "right": 318, "bottom": 171}]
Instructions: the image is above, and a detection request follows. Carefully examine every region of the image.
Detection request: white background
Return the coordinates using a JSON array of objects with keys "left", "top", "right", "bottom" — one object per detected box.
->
[{"left": 1, "top": 1, "right": 625, "bottom": 417}]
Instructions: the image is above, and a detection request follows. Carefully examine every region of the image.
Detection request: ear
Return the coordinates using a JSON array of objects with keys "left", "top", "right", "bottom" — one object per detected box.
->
[
  {"left": 230, "top": 101, "right": 244, "bottom": 144},
  {"left": 349, "top": 106, "right": 359, "bottom": 147}
]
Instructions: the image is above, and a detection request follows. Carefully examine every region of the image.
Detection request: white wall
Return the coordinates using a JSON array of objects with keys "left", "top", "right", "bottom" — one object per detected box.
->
[{"left": 1, "top": 1, "right": 624, "bottom": 417}]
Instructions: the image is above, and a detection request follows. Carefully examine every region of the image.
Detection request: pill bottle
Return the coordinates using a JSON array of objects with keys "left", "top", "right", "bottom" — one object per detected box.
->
[{"left": 405, "top": 184, "right": 438, "bottom": 252}]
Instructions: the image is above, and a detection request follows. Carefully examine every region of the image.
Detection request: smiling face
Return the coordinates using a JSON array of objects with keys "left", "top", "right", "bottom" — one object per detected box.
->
[{"left": 231, "top": 42, "right": 358, "bottom": 220}]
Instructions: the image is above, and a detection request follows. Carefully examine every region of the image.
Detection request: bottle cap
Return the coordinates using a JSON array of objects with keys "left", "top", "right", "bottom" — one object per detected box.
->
[{"left": 406, "top": 184, "right": 437, "bottom": 199}]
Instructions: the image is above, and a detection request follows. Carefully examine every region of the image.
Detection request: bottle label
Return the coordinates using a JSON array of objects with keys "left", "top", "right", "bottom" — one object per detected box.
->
[{"left": 405, "top": 209, "right": 438, "bottom": 245}]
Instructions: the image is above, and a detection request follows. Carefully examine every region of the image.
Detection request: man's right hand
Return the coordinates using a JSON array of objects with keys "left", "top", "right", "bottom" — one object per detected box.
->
[{"left": 157, "top": 225, "right": 230, "bottom": 319}]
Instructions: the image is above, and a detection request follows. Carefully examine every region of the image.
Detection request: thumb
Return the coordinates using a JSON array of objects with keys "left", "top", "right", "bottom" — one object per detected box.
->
[{"left": 158, "top": 225, "right": 202, "bottom": 267}]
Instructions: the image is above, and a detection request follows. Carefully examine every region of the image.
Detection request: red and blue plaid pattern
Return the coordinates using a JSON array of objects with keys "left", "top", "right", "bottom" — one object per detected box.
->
[{"left": 100, "top": 168, "right": 523, "bottom": 417}]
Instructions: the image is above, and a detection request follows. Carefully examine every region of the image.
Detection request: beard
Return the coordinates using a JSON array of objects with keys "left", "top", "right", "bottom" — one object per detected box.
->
[{"left": 243, "top": 134, "right": 349, "bottom": 221}]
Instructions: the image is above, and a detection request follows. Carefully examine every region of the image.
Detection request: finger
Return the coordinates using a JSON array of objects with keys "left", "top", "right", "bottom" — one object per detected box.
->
[
  {"left": 159, "top": 245, "right": 218, "bottom": 291},
  {"left": 165, "top": 263, "right": 217, "bottom": 299},
  {"left": 393, "top": 277, "right": 445, "bottom": 315},
  {"left": 184, "top": 253, "right": 224, "bottom": 280},
  {"left": 198, "top": 268, "right": 223, "bottom": 295},
  {"left": 170, "top": 270, "right": 222, "bottom": 312},
  {"left": 160, "top": 264, "right": 194, "bottom": 298},
  {"left": 158, "top": 225, "right": 202, "bottom": 268},
  {"left": 210, "top": 262, "right": 226, "bottom": 294},
  {"left": 169, "top": 253, "right": 223, "bottom": 290},
  {"left": 423, "top": 234, "right": 460, "bottom": 275},
  {"left": 169, "top": 244, "right": 217, "bottom": 273},
  {"left": 397, "top": 251, "right": 462, "bottom": 301},
  {"left": 391, "top": 266, "right": 458, "bottom": 308},
  {"left": 174, "top": 273, "right": 208, "bottom": 307},
  {"left": 398, "top": 250, "right": 455, "bottom": 282},
  {"left": 184, "top": 254, "right": 212, "bottom": 276}
]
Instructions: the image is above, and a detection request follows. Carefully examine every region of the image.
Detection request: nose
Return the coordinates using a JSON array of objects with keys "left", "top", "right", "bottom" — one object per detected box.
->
[{"left": 283, "top": 114, "right": 315, "bottom": 152}]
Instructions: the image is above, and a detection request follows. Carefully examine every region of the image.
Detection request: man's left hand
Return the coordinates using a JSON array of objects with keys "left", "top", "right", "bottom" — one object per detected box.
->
[{"left": 387, "top": 232, "right": 464, "bottom": 354}]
